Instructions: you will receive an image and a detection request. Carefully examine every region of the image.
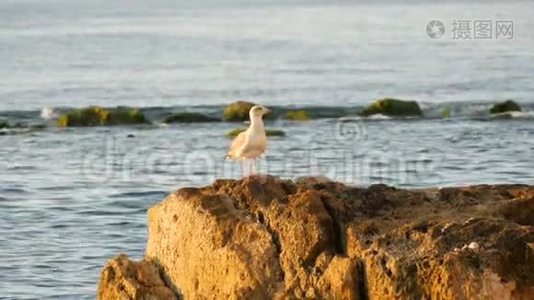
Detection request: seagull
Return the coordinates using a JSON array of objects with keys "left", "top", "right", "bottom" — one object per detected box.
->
[{"left": 225, "top": 105, "right": 271, "bottom": 176}]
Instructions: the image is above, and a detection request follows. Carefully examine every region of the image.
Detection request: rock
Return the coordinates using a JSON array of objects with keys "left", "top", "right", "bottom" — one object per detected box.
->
[
  {"left": 285, "top": 110, "right": 310, "bottom": 121},
  {"left": 57, "top": 106, "right": 148, "bottom": 127},
  {"left": 346, "top": 184, "right": 534, "bottom": 299},
  {"left": 99, "top": 178, "right": 534, "bottom": 299},
  {"left": 490, "top": 100, "right": 522, "bottom": 114},
  {"left": 144, "top": 176, "right": 359, "bottom": 298},
  {"left": 226, "top": 128, "right": 286, "bottom": 137},
  {"left": 361, "top": 98, "right": 423, "bottom": 117},
  {"left": 467, "top": 242, "right": 480, "bottom": 251},
  {"left": 499, "top": 196, "right": 534, "bottom": 226},
  {"left": 98, "top": 254, "right": 177, "bottom": 300},
  {"left": 223, "top": 101, "right": 256, "bottom": 121},
  {"left": 107, "top": 107, "right": 148, "bottom": 125},
  {"left": 57, "top": 106, "right": 108, "bottom": 127},
  {"left": 163, "top": 113, "right": 220, "bottom": 123}
]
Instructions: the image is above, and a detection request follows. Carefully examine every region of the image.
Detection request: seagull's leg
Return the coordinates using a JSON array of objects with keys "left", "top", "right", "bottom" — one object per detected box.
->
[
  {"left": 242, "top": 160, "right": 249, "bottom": 177},
  {"left": 244, "top": 159, "right": 254, "bottom": 177},
  {"left": 252, "top": 159, "right": 257, "bottom": 175}
]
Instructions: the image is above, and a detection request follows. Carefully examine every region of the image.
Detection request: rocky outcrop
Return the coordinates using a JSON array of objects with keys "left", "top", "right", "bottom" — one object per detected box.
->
[
  {"left": 57, "top": 106, "right": 148, "bottom": 127},
  {"left": 490, "top": 100, "right": 522, "bottom": 114},
  {"left": 361, "top": 98, "right": 423, "bottom": 117},
  {"left": 98, "top": 176, "right": 534, "bottom": 299}
]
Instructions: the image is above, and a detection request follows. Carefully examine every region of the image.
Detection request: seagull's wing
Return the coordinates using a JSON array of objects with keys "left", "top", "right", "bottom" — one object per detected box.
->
[{"left": 225, "top": 130, "right": 248, "bottom": 160}]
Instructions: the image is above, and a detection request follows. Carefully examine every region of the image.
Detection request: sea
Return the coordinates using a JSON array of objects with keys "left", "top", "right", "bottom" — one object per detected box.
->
[{"left": 0, "top": 0, "right": 533, "bottom": 298}]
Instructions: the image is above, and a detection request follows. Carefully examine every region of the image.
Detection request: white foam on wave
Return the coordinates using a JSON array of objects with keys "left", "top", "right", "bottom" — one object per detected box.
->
[
  {"left": 40, "top": 107, "right": 58, "bottom": 119},
  {"left": 509, "top": 111, "right": 534, "bottom": 118},
  {"left": 367, "top": 114, "right": 392, "bottom": 120},
  {"left": 490, "top": 111, "right": 534, "bottom": 119}
]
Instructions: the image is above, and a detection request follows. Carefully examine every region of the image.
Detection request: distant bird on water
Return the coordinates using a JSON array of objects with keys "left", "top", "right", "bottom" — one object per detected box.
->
[{"left": 225, "top": 105, "right": 271, "bottom": 175}]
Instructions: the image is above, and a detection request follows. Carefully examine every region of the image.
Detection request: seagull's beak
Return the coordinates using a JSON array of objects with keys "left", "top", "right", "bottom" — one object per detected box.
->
[{"left": 264, "top": 108, "right": 272, "bottom": 115}]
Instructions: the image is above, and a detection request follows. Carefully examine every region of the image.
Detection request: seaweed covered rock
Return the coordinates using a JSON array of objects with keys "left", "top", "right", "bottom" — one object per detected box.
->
[
  {"left": 107, "top": 107, "right": 148, "bottom": 125},
  {"left": 57, "top": 106, "right": 148, "bottom": 127},
  {"left": 164, "top": 113, "right": 220, "bottom": 123},
  {"left": 285, "top": 110, "right": 310, "bottom": 121},
  {"left": 490, "top": 100, "right": 522, "bottom": 114},
  {"left": 223, "top": 101, "right": 256, "bottom": 121},
  {"left": 0, "top": 120, "right": 8, "bottom": 129},
  {"left": 226, "top": 128, "right": 285, "bottom": 137},
  {"left": 99, "top": 177, "right": 534, "bottom": 299},
  {"left": 98, "top": 254, "right": 177, "bottom": 300},
  {"left": 361, "top": 98, "right": 423, "bottom": 117},
  {"left": 57, "top": 106, "right": 108, "bottom": 127}
]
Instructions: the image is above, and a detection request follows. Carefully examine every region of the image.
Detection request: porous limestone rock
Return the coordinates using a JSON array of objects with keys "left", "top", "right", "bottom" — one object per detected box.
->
[
  {"left": 99, "top": 177, "right": 534, "bottom": 299},
  {"left": 98, "top": 254, "right": 177, "bottom": 300}
]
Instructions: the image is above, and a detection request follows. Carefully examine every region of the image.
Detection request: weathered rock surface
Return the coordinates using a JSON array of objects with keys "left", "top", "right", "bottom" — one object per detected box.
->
[
  {"left": 98, "top": 254, "right": 177, "bottom": 300},
  {"left": 99, "top": 176, "right": 534, "bottom": 299}
]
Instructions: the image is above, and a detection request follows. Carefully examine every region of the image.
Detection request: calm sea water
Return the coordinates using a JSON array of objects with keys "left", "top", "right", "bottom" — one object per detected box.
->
[{"left": 1, "top": 0, "right": 533, "bottom": 298}]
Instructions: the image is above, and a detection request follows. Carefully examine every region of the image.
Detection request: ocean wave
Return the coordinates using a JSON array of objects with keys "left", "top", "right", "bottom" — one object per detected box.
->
[
  {"left": 40, "top": 107, "right": 59, "bottom": 120},
  {"left": 489, "top": 111, "right": 534, "bottom": 119},
  {"left": 366, "top": 114, "right": 392, "bottom": 120}
]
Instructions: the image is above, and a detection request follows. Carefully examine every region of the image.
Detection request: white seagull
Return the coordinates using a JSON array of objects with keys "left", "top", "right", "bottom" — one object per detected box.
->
[{"left": 225, "top": 105, "right": 271, "bottom": 175}]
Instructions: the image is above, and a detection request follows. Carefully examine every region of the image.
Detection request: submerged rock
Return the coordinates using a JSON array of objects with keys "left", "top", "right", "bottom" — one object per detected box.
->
[
  {"left": 164, "top": 112, "right": 220, "bottom": 123},
  {"left": 285, "top": 110, "right": 310, "bottom": 121},
  {"left": 226, "top": 128, "right": 285, "bottom": 137},
  {"left": 57, "top": 106, "right": 148, "bottom": 127},
  {"left": 361, "top": 98, "right": 423, "bottom": 117},
  {"left": 223, "top": 101, "right": 256, "bottom": 121},
  {"left": 490, "top": 100, "right": 522, "bottom": 114},
  {"left": 99, "top": 177, "right": 534, "bottom": 299}
]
